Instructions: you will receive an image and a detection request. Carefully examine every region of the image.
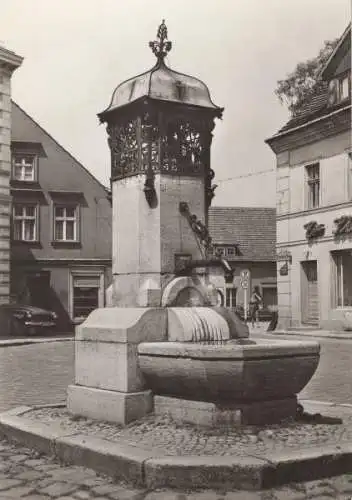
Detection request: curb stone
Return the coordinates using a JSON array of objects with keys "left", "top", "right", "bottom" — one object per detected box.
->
[
  {"left": 1, "top": 405, "right": 352, "bottom": 491},
  {"left": 54, "top": 433, "right": 157, "bottom": 487},
  {"left": 0, "top": 336, "right": 74, "bottom": 348},
  {"left": 272, "top": 330, "right": 352, "bottom": 340}
]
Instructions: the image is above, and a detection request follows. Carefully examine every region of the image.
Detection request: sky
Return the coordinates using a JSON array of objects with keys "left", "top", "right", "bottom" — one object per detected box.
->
[{"left": 1, "top": 0, "right": 350, "bottom": 207}]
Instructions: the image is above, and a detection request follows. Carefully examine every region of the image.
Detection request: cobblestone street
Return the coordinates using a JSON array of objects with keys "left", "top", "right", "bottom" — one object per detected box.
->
[
  {"left": 0, "top": 341, "right": 74, "bottom": 413},
  {"left": 0, "top": 335, "right": 352, "bottom": 497},
  {"left": 1, "top": 331, "right": 352, "bottom": 415},
  {"left": 0, "top": 437, "right": 351, "bottom": 499}
]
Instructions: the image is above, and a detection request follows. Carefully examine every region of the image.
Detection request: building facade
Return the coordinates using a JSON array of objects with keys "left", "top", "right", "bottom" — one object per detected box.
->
[
  {"left": 266, "top": 25, "right": 351, "bottom": 331},
  {"left": 0, "top": 46, "right": 23, "bottom": 304},
  {"left": 10, "top": 102, "right": 112, "bottom": 331},
  {"left": 208, "top": 206, "right": 277, "bottom": 310}
]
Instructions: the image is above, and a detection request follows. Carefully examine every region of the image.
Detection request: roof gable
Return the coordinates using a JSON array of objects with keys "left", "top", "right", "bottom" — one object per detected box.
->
[
  {"left": 208, "top": 207, "right": 276, "bottom": 261},
  {"left": 270, "top": 24, "right": 351, "bottom": 137},
  {"left": 320, "top": 24, "right": 351, "bottom": 80},
  {"left": 11, "top": 101, "right": 109, "bottom": 196}
]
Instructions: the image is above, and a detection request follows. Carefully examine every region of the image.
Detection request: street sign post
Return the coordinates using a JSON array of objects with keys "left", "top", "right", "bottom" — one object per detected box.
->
[{"left": 240, "top": 270, "right": 250, "bottom": 321}]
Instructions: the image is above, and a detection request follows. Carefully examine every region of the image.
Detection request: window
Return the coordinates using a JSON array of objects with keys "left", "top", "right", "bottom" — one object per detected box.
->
[
  {"left": 338, "top": 75, "right": 350, "bottom": 102},
  {"left": 334, "top": 251, "right": 352, "bottom": 307},
  {"left": 328, "top": 74, "right": 351, "bottom": 106},
  {"left": 215, "top": 246, "right": 226, "bottom": 257},
  {"left": 71, "top": 273, "right": 104, "bottom": 322},
  {"left": 226, "top": 247, "right": 236, "bottom": 258},
  {"left": 73, "top": 287, "right": 98, "bottom": 320},
  {"left": 225, "top": 287, "right": 237, "bottom": 308},
  {"left": 54, "top": 205, "right": 78, "bottom": 241},
  {"left": 306, "top": 163, "right": 320, "bottom": 209},
  {"left": 213, "top": 246, "right": 237, "bottom": 258},
  {"left": 12, "top": 155, "right": 36, "bottom": 181},
  {"left": 348, "top": 151, "right": 352, "bottom": 199},
  {"left": 13, "top": 204, "right": 37, "bottom": 241}
]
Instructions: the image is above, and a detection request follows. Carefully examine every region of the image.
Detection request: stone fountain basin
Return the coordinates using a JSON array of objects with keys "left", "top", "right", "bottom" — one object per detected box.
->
[{"left": 137, "top": 338, "right": 320, "bottom": 403}]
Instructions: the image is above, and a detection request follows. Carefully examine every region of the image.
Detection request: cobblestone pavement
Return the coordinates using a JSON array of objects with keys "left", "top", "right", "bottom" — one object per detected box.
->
[
  {"left": 0, "top": 342, "right": 74, "bottom": 413},
  {"left": 252, "top": 328, "right": 352, "bottom": 405},
  {"left": 0, "top": 437, "right": 352, "bottom": 499},
  {"left": 24, "top": 404, "right": 352, "bottom": 458},
  {"left": 1, "top": 331, "right": 352, "bottom": 415}
]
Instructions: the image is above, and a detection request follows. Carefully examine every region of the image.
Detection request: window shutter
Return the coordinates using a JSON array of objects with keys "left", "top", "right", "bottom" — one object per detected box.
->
[{"left": 73, "top": 276, "right": 100, "bottom": 288}]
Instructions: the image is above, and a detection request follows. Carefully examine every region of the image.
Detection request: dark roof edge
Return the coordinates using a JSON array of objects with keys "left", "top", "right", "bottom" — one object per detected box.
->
[
  {"left": 265, "top": 103, "right": 351, "bottom": 145},
  {"left": 209, "top": 206, "right": 276, "bottom": 210},
  {"left": 12, "top": 101, "right": 110, "bottom": 194},
  {"left": 319, "top": 23, "right": 351, "bottom": 80}
]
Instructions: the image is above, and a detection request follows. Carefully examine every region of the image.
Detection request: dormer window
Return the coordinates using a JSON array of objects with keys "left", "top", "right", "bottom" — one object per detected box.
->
[
  {"left": 339, "top": 74, "right": 350, "bottom": 101},
  {"left": 327, "top": 73, "right": 351, "bottom": 106},
  {"left": 12, "top": 154, "right": 36, "bottom": 182},
  {"left": 213, "top": 245, "right": 238, "bottom": 258}
]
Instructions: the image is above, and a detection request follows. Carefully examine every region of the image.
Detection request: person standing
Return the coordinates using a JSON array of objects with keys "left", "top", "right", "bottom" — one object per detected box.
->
[{"left": 249, "top": 286, "right": 262, "bottom": 327}]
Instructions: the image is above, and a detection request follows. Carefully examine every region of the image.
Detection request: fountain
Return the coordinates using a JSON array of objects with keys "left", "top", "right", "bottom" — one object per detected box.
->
[{"left": 67, "top": 21, "right": 319, "bottom": 427}]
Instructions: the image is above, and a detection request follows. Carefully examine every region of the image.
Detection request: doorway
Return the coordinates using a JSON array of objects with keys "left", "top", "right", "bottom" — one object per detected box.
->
[
  {"left": 301, "top": 261, "right": 319, "bottom": 325},
  {"left": 26, "top": 271, "right": 51, "bottom": 310}
]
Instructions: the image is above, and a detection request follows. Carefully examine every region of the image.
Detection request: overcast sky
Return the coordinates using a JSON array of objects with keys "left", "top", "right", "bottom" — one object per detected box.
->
[{"left": 1, "top": 0, "right": 350, "bottom": 206}]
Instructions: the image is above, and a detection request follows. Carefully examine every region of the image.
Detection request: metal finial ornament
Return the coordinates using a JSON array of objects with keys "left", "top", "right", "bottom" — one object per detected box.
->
[{"left": 149, "top": 20, "right": 172, "bottom": 62}]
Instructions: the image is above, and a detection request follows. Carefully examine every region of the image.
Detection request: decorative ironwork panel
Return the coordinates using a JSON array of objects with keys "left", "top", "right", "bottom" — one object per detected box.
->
[
  {"left": 106, "top": 113, "right": 215, "bottom": 179},
  {"left": 107, "top": 120, "right": 139, "bottom": 178},
  {"left": 141, "top": 113, "right": 160, "bottom": 173},
  {"left": 161, "top": 119, "right": 206, "bottom": 175}
]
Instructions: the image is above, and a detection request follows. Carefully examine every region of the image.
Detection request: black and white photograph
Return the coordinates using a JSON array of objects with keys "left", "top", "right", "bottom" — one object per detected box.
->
[{"left": 0, "top": 1, "right": 350, "bottom": 498}]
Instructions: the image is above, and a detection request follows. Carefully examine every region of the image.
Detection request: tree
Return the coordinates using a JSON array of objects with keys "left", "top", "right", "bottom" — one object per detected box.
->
[{"left": 275, "top": 38, "right": 339, "bottom": 116}]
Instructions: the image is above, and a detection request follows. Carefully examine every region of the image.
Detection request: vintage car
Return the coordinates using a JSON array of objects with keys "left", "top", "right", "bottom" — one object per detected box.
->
[{"left": 0, "top": 304, "right": 58, "bottom": 336}]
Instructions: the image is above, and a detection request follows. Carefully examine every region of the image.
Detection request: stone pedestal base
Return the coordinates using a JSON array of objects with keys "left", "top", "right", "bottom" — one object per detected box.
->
[
  {"left": 154, "top": 395, "right": 298, "bottom": 427},
  {"left": 67, "top": 385, "right": 153, "bottom": 425}
]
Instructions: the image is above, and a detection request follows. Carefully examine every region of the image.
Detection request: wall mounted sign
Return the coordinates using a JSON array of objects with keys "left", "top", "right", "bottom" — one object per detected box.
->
[
  {"left": 279, "top": 262, "right": 289, "bottom": 276},
  {"left": 276, "top": 250, "right": 292, "bottom": 264}
]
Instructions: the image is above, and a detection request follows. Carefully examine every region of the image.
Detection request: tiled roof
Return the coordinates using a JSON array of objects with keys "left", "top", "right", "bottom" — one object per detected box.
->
[
  {"left": 208, "top": 207, "right": 276, "bottom": 261},
  {"left": 279, "top": 84, "right": 329, "bottom": 132},
  {"left": 278, "top": 24, "right": 351, "bottom": 134}
]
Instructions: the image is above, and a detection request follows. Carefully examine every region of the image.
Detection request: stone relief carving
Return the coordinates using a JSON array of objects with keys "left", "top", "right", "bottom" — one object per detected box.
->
[
  {"left": 333, "top": 215, "right": 352, "bottom": 237},
  {"left": 303, "top": 221, "right": 326, "bottom": 241}
]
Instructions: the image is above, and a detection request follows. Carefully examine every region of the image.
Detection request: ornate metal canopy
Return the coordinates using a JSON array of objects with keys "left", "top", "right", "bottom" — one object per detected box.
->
[
  {"left": 99, "top": 21, "right": 223, "bottom": 116},
  {"left": 99, "top": 21, "right": 223, "bottom": 208}
]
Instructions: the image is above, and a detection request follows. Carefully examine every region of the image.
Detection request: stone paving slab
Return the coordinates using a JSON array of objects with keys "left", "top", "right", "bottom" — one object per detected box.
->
[{"left": 0, "top": 402, "right": 352, "bottom": 493}]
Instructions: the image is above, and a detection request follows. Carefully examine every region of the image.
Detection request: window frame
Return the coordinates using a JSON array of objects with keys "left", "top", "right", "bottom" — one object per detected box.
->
[
  {"left": 347, "top": 150, "right": 352, "bottom": 200},
  {"left": 12, "top": 154, "right": 37, "bottom": 182},
  {"left": 12, "top": 203, "right": 39, "bottom": 242},
  {"left": 225, "top": 286, "right": 237, "bottom": 308},
  {"left": 337, "top": 73, "right": 351, "bottom": 103},
  {"left": 53, "top": 203, "right": 80, "bottom": 243},
  {"left": 213, "top": 246, "right": 237, "bottom": 258},
  {"left": 333, "top": 251, "right": 352, "bottom": 309},
  {"left": 69, "top": 269, "right": 105, "bottom": 323},
  {"left": 305, "top": 163, "right": 320, "bottom": 210}
]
